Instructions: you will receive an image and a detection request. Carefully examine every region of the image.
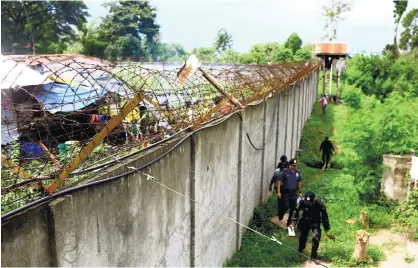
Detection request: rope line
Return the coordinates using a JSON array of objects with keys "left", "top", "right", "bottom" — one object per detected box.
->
[{"left": 123, "top": 161, "right": 328, "bottom": 267}]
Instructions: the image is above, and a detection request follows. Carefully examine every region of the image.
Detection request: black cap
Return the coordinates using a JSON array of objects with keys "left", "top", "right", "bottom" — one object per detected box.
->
[
  {"left": 280, "top": 155, "right": 287, "bottom": 162},
  {"left": 304, "top": 191, "right": 316, "bottom": 201},
  {"left": 289, "top": 158, "right": 298, "bottom": 165}
]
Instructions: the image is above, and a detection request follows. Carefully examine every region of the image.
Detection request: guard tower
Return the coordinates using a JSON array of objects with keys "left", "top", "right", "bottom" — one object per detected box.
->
[{"left": 315, "top": 42, "right": 348, "bottom": 101}]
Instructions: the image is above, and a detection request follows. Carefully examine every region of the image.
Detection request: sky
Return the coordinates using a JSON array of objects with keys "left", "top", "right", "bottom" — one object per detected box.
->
[{"left": 85, "top": 0, "right": 417, "bottom": 55}]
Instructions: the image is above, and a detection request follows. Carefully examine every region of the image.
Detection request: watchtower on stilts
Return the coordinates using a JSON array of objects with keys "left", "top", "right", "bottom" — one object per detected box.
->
[{"left": 315, "top": 42, "right": 348, "bottom": 102}]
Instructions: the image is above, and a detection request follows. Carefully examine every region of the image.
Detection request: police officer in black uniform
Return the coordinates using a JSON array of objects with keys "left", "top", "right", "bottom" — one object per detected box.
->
[
  {"left": 272, "top": 158, "right": 303, "bottom": 226},
  {"left": 269, "top": 155, "right": 289, "bottom": 193},
  {"left": 319, "top": 136, "right": 335, "bottom": 170},
  {"left": 291, "top": 191, "right": 330, "bottom": 261}
]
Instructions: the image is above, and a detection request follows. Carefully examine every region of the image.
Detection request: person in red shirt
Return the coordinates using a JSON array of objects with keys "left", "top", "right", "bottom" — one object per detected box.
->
[{"left": 320, "top": 95, "right": 328, "bottom": 115}]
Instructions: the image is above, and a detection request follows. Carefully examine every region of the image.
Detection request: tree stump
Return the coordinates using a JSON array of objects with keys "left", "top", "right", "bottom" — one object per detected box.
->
[
  {"left": 360, "top": 211, "right": 369, "bottom": 228},
  {"left": 353, "top": 229, "right": 370, "bottom": 261}
]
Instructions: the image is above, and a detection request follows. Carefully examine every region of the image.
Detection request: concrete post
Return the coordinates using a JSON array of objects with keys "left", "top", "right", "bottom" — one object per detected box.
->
[
  {"left": 189, "top": 136, "right": 196, "bottom": 267},
  {"left": 274, "top": 93, "right": 281, "bottom": 168},
  {"left": 260, "top": 101, "right": 267, "bottom": 204},
  {"left": 236, "top": 117, "right": 243, "bottom": 250}
]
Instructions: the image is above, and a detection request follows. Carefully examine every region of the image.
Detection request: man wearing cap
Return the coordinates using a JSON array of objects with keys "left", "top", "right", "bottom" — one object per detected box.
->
[
  {"left": 292, "top": 191, "right": 330, "bottom": 261},
  {"left": 276, "top": 155, "right": 289, "bottom": 171},
  {"left": 269, "top": 155, "right": 289, "bottom": 193},
  {"left": 320, "top": 136, "right": 335, "bottom": 170},
  {"left": 275, "top": 158, "right": 303, "bottom": 227}
]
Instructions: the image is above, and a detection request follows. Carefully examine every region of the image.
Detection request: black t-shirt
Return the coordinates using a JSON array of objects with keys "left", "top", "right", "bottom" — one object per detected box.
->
[
  {"left": 320, "top": 140, "right": 334, "bottom": 154},
  {"left": 277, "top": 161, "right": 289, "bottom": 171},
  {"left": 293, "top": 199, "right": 330, "bottom": 230}
]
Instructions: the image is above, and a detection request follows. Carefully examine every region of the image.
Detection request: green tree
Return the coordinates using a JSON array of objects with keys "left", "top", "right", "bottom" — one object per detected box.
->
[
  {"left": 239, "top": 43, "right": 281, "bottom": 64},
  {"left": 98, "top": 0, "right": 160, "bottom": 60},
  {"left": 274, "top": 48, "right": 293, "bottom": 62},
  {"left": 104, "top": 35, "right": 139, "bottom": 60},
  {"left": 303, "top": 43, "right": 316, "bottom": 55},
  {"left": 155, "top": 43, "right": 186, "bottom": 62},
  {"left": 294, "top": 48, "right": 312, "bottom": 60},
  {"left": 393, "top": 0, "right": 408, "bottom": 47},
  {"left": 219, "top": 49, "right": 241, "bottom": 64},
  {"left": 400, "top": 8, "right": 418, "bottom": 51},
  {"left": 284, "top": 33, "right": 302, "bottom": 54},
  {"left": 193, "top": 47, "right": 217, "bottom": 63},
  {"left": 1, "top": 1, "right": 89, "bottom": 54},
  {"left": 65, "top": 20, "right": 106, "bottom": 57},
  {"left": 321, "top": 0, "right": 351, "bottom": 41},
  {"left": 214, "top": 28, "right": 233, "bottom": 54}
]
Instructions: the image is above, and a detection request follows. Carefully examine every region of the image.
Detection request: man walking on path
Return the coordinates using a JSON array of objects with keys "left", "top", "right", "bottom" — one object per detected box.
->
[
  {"left": 291, "top": 191, "right": 330, "bottom": 262},
  {"left": 269, "top": 155, "right": 288, "bottom": 193},
  {"left": 276, "top": 155, "right": 289, "bottom": 171},
  {"left": 271, "top": 158, "right": 303, "bottom": 227},
  {"left": 320, "top": 136, "right": 334, "bottom": 170},
  {"left": 320, "top": 94, "right": 328, "bottom": 115}
]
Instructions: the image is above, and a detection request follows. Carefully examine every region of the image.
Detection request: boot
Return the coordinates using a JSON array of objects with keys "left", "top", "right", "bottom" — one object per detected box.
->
[{"left": 322, "top": 163, "right": 326, "bottom": 170}]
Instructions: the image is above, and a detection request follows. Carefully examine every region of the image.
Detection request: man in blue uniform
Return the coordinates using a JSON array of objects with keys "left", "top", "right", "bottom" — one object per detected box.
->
[
  {"left": 272, "top": 158, "right": 303, "bottom": 227},
  {"left": 291, "top": 191, "right": 330, "bottom": 261}
]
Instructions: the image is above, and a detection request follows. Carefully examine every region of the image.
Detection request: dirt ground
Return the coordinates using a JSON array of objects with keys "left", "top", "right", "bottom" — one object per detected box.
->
[
  {"left": 369, "top": 229, "right": 418, "bottom": 268},
  {"left": 271, "top": 216, "right": 417, "bottom": 268}
]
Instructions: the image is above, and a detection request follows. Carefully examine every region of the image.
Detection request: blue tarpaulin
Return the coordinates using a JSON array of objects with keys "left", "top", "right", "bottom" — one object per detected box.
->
[{"left": 34, "top": 82, "right": 108, "bottom": 113}]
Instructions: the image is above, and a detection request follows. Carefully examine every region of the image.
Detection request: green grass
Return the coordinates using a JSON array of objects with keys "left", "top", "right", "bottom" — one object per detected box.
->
[{"left": 224, "top": 100, "right": 393, "bottom": 267}]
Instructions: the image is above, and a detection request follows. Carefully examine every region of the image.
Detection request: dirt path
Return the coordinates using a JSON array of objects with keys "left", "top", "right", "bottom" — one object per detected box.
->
[
  {"left": 273, "top": 215, "right": 418, "bottom": 268},
  {"left": 369, "top": 229, "right": 418, "bottom": 267},
  {"left": 300, "top": 229, "right": 418, "bottom": 268}
]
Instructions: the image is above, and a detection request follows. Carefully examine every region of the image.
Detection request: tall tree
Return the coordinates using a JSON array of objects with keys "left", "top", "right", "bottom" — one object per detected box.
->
[
  {"left": 154, "top": 43, "right": 186, "bottom": 62},
  {"left": 98, "top": 1, "right": 160, "bottom": 61},
  {"left": 65, "top": 20, "right": 106, "bottom": 57},
  {"left": 393, "top": 0, "right": 408, "bottom": 48},
  {"left": 214, "top": 29, "right": 233, "bottom": 54},
  {"left": 1, "top": 1, "right": 89, "bottom": 54},
  {"left": 275, "top": 48, "right": 293, "bottom": 63},
  {"left": 219, "top": 49, "right": 240, "bottom": 64},
  {"left": 284, "top": 33, "right": 302, "bottom": 54},
  {"left": 399, "top": 8, "right": 418, "bottom": 51},
  {"left": 295, "top": 48, "right": 312, "bottom": 60},
  {"left": 192, "top": 47, "right": 217, "bottom": 63},
  {"left": 321, "top": 0, "right": 351, "bottom": 41}
]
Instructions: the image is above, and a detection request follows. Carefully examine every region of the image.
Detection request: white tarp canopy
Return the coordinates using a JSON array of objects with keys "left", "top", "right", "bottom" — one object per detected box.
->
[{"left": 1, "top": 55, "right": 51, "bottom": 89}]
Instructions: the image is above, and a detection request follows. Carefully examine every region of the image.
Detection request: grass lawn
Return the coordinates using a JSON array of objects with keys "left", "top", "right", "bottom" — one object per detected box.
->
[{"left": 225, "top": 101, "right": 395, "bottom": 267}]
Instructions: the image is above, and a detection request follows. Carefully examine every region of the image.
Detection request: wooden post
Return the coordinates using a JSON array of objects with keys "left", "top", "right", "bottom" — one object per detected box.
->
[
  {"left": 198, "top": 67, "right": 245, "bottom": 109},
  {"left": 329, "top": 59, "right": 333, "bottom": 97},
  {"left": 39, "top": 141, "right": 63, "bottom": 169},
  {"left": 360, "top": 211, "right": 369, "bottom": 228},
  {"left": 46, "top": 92, "right": 146, "bottom": 194},
  {"left": 337, "top": 70, "right": 341, "bottom": 101}
]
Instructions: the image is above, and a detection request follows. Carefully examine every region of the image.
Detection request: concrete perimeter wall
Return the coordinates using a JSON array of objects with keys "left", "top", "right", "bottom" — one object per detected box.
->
[{"left": 1, "top": 70, "right": 318, "bottom": 267}]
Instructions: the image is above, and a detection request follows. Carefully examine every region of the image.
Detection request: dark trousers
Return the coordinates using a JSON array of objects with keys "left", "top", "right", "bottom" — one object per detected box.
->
[
  {"left": 277, "top": 190, "right": 298, "bottom": 226},
  {"left": 298, "top": 222, "right": 322, "bottom": 258},
  {"left": 322, "top": 153, "right": 331, "bottom": 167},
  {"left": 322, "top": 105, "right": 326, "bottom": 115}
]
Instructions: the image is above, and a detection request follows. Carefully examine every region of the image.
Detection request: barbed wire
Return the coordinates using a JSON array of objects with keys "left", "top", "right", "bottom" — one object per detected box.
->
[{"left": 1, "top": 55, "right": 318, "bottom": 213}]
